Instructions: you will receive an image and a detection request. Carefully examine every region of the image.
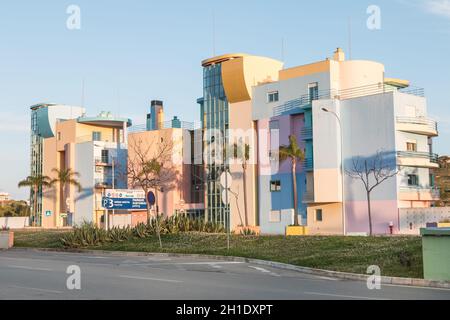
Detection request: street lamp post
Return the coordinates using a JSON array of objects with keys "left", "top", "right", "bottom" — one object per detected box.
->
[{"left": 322, "top": 108, "right": 346, "bottom": 236}]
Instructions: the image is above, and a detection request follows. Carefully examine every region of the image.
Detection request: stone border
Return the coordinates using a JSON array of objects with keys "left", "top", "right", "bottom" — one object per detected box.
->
[{"left": 11, "top": 247, "right": 450, "bottom": 289}]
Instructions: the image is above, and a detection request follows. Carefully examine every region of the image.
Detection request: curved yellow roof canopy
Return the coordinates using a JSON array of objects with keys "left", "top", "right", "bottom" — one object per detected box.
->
[{"left": 203, "top": 53, "right": 283, "bottom": 103}]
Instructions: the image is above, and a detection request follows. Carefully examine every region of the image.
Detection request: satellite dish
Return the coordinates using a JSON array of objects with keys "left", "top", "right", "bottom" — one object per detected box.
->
[
  {"left": 220, "top": 171, "right": 233, "bottom": 189},
  {"left": 221, "top": 189, "right": 230, "bottom": 205}
]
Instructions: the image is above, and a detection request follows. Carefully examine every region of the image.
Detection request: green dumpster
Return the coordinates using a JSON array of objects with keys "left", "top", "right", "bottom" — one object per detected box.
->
[{"left": 420, "top": 228, "right": 450, "bottom": 281}]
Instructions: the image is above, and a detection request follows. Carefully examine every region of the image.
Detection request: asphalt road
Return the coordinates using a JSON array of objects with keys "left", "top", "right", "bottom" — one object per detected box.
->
[{"left": 0, "top": 249, "right": 449, "bottom": 300}]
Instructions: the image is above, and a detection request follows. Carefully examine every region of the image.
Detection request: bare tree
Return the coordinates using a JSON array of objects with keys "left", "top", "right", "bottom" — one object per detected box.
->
[
  {"left": 346, "top": 150, "right": 398, "bottom": 236},
  {"left": 127, "top": 136, "right": 178, "bottom": 248}
]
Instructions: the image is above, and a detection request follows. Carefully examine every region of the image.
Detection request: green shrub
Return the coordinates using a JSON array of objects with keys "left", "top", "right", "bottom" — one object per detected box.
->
[{"left": 60, "top": 216, "right": 226, "bottom": 248}]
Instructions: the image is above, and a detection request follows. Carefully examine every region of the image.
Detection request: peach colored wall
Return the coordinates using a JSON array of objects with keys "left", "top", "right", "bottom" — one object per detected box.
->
[
  {"left": 336, "top": 60, "right": 385, "bottom": 92},
  {"left": 228, "top": 100, "right": 258, "bottom": 229},
  {"left": 41, "top": 137, "right": 58, "bottom": 228},
  {"left": 313, "top": 168, "right": 342, "bottom": 204},
  {"left": 128, "top": 129, "right": 186, "bottom": 218},
  {"left": 307, "top": 203, "right": 343, "bottom": 235},
  {"left": 41, "top": 120, "right": 125, "bottom": 228},
  {"left": 279, "top": 60, "right": 330, "bottom": 81}
]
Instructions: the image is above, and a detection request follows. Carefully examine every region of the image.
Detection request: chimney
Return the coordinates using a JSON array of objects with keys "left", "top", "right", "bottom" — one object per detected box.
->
[
  {"left": 333, "top": 48, "right": 345, "bottom": 62},
  {"left": 146, "top": 100, "right": 164, "bottom": 131}
]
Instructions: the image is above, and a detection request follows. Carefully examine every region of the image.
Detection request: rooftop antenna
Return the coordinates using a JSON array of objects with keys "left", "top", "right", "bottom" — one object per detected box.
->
[
  {"left": 348, "top": 17, "right": 352, "bottom": 60},
  {"left": 116, "top": 88, "right": 121, "bottom": 117},
  {"left": 81, "top": 78, "right": 85, "bottom": 107},
  {"left": 212, "top": 10, "right": 216, "bottom": 57}
]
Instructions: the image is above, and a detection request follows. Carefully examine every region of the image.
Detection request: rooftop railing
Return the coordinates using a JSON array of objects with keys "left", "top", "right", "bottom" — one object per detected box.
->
[
  {"left": 273, "top": 83, "right": 425, "bottom": 116},
  {"left": 129, "top": 121, "right": 201, "bottom": 134}
]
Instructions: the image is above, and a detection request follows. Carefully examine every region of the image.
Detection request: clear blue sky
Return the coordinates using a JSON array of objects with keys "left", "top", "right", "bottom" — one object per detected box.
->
[{"left": 1, "top": 0, "right": 449, "bottom": 200}]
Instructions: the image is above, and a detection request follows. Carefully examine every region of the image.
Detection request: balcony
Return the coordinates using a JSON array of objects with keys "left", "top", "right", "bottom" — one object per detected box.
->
[
  {"left": 300, "top": 127, "right": 313, "bottom": 140},
  {"left": 302, "top": 190, "right": 315, "bottom": 203},
  {"left": 301, "top": 158, "right": 314, "bottom": 172},
  {"left": 94, "top": 178, "right": 116, "bottom": 189},
  {"left": 399, "top": 186, "right": 440, "bottom": 201},
  {"left": 76, "top": 134, "right": 116, "bottom": 144},
  {"left": 396, "top": 117, "right": 438, "bottom": 137},
  {"left": 94, "top": 157, "right": 112, "bottom": 166},
  {"left": 397, "top": 151, "right": 439, "bottom": 168},
  {"left": 273, "top": 83, "right": 425, "bottom": 117}
]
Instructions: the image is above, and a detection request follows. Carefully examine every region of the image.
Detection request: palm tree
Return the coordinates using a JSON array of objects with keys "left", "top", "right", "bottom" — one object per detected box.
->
[
  {"left": 232, "top": 141, "right": 250, "bottom": 226},
  {"left": 50, "top": 168, "right": 82, "bottom": 214},
  {"left": 18, "top": 175, "right": 52, "bottom": 226},
  {"left": 279, "top": 135, "right": 305, "bottom": 226}
]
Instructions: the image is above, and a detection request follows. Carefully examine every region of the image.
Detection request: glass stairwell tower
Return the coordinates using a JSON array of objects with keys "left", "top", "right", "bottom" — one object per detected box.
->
[{"left": 199, "top": 62, "right": 230, "bottom": 228}]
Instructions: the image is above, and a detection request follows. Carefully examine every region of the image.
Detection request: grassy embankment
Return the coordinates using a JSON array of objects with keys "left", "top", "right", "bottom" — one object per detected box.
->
[{"left": 13, "top": 230, "right": 423, "bottom": 278}]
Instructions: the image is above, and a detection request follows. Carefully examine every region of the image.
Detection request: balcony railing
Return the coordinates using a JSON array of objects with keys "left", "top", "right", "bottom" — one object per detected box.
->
[
  {"left": 94, "top": 178, "right": 117, "bottom": 189},
  {"left": 396, "top": 116, "right": 438, "bottom": 132},
  {"left": 302, "top": 191, "right": 314, "bottom": 203},
  {"left": 300, "top": 127, "right": 313, "bottom": 140},
  {"left": 94, "top": 156, "right": 111, "bottom": 166},
  {"left": 399, "top": 186, "right": 440, "bottom": 197},
  {"left": 76, "top": 134, "right": 116, "bottom": 144},
  {"left": 129, "top": 121, "right": 201, "bottom": 134},
  {"left": 397, "top": 151, "right": 439, "bottom": 163},
  {"left": 273, "top": 83, "right": 425, "bottom": 116},
  {"left": 301, "top": 158, "right": 314, "bottom": 171}
]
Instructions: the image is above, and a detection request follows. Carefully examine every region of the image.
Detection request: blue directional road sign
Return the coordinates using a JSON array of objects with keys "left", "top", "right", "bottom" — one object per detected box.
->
[{"left": 102, "top": 197, "right": 147, "bottom": 210}]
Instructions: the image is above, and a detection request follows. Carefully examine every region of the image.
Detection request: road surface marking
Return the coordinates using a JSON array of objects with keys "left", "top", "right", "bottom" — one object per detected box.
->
[
  {"left": 7, "top": 265, "right": 53, "bottom": 272},
  {"left": 174, "top": 262, "right": 243, "bottom": 266},
  {"left": 9, "top": 285, "right": 63, "bottom": 294},
  {"left": 304, "top": 291, "right": 389, "bottom": 300},
  {"left": 248, "top": 266, "right": 281, "bottom": 277},
  {"left": 119, "top": 275, "right": 182, "bottom": 283},
  {"left": 249, "top": 266, "right": 271, "bottom": 273},
  {"left": 382, "top": 283, "right": 450, "bottom": 291}
]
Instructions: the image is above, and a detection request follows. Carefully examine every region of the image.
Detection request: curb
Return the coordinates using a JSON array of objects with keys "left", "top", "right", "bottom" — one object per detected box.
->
[{"left": 11, "top": 247, "right": 450, "bottom": 290}]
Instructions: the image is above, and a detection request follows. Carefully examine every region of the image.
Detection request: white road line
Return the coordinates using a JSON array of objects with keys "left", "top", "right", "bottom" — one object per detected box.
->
[
  {"left": 9, "top": 285, "right": 63, "bottom": 294},
  {"left": 7, "top": 265, "right": 53, "bottom": 272},
  {"left": 174, "top": 262, "right": 243, "bottom": 266},
  {"left": 249, "top": 266, "right": 271, "bottom": 273},
  {"left": 248, "top": 266, "right": 281, "bottom": 277},
  {"left": 119, "top": 275, "right": 183, "bottom": 283},
  {"left": 382, "top": 283, "right": 450, "bottom": 291},
  {"left": 304, "top": 291, "right": 389, "bottom": 300},
  {"left": 316, "top": 276, "right": 339, "bottom": 281}
]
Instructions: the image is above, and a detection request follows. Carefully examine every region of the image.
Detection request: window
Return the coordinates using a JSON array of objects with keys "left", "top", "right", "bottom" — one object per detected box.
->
[
  {"left": 92, "top": 132, "right": 102, "bottom": 141},
  {"left": 269, "top": 210, "right": 281, "bottom": 223},
  {"left": 308, "top": 82, "right": 319, "bottom": 101},
  {"left": 429, "top": 174, "right": 435, "bottom": 187},
  {"left": 315, "top": 209, "right": 323, "bottom": 222},
  {"left": 408, "top": 174, "right": 419, "bottom": 186},
  {"left": 268, "top": 91, "right": 279, "bottom": 103},
  {"left": 406, "top": 141, "right": 417, "bottom": 152},
  {"left": 270, "top": 180, "right": 281, "bottom": 192},
  {"left": 57, "top": 132, "right": 61, "bottom": 141},
  {"left": 101, "top": 150, "right": 109, "bottom": 164}
]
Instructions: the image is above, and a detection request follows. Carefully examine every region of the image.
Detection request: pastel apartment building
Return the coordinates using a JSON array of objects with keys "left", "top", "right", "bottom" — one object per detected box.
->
[
  {"left": 196, "top": 48, "right": 439, "bottom": 235},
  {"left": 28, "top": 49, "right": 440, "bottom": 234},
  {"left": 127, "top": 101, "right": 204, "bottom": 223},
  {"left": 251, "top": 48, "right": 439, "bottom": 235},
  {"left": 30, "top": 103, "right": 131, "bottom": 227}
]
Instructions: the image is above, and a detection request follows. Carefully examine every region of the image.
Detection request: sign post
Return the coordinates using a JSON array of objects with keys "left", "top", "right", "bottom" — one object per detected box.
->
[{"left": 220, "top": 171, "right": 233, "bottom": 251}]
